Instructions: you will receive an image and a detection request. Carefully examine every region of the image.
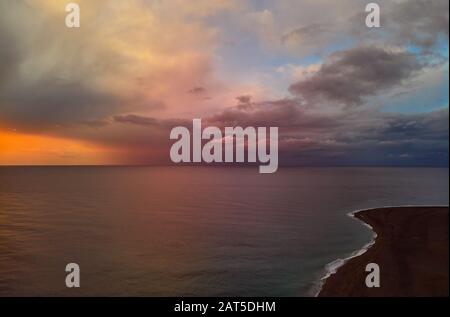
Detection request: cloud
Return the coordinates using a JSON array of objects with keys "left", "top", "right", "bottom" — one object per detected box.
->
[
  {"left": 203, "top": 98, "right": 449, "bottom": 166},
  {"left": 282, "top": 23, "right": 330, "bottom": 43},
  {"left": 114, "top": 114, "right": 159, "bottom": 127},
  {"left": 236, "top": 95, "right": 252, "bottom": 104},
  {"left": 281, "top": 23, "right": 333, "bottom": 55},
  {"left": 1, "top": 77, "right": 122, "bottom": 129},
  {"left": 0, "top": 22, "right": 20, "bottom": 87},
  {"left": 238, "top": 0, "right": 449, "bottom": 57},
  {"left": 188, "top": 87, "right": 207, "bottom": 94},
  {"left": 385, "top": 0, "right": 449, "bottom": 48},
  {"left": 0, "top": 0, "right": 447, "bottom": 166},
  {"left": 0, "top": 0, "right": 225, "bottom": 131},
  {"left": 113, "top": 114, "right": 190, "bottom": 129},
  {"left": 289, "top": 46, "right": 423, "bottom": 106}
]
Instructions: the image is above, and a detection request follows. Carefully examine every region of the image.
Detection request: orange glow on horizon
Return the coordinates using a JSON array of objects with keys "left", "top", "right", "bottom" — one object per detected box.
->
[{"left": 0, "top": 129, "right": 115, "bottom": 165}]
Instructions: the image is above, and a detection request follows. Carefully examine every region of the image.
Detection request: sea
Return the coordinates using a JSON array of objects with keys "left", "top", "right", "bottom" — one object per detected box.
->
[{"left": 0, "top": 166, "right": 448, "bottom": 296}]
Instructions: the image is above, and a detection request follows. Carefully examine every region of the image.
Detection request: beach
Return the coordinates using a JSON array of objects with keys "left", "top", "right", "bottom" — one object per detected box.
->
[{"left": 319, "top": 206, "right": 449, "bottom": 297}]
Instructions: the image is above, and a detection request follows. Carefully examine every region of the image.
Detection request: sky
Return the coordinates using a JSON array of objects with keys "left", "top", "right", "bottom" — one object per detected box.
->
[{"left": 0, "top": 0, "right": 448, "bottom": 166}]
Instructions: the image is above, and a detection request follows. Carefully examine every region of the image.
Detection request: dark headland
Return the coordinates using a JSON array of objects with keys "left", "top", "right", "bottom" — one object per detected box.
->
[{"left": 319, "top": 206, "right": 449, "bottom": 297}]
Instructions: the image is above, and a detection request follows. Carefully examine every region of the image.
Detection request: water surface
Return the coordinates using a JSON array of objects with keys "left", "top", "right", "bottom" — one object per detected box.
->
[{"left": 0, "top": 167, "right": 448, "bottom": 296}]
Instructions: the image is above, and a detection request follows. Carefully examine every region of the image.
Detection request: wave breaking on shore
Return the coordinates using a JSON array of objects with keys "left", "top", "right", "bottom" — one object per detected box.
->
[
  {"left": 314, "top": 205, "right": 449, "bottom": 297},
  {"left": 312, "top": 208, "right": 377, "bottom": 297}
]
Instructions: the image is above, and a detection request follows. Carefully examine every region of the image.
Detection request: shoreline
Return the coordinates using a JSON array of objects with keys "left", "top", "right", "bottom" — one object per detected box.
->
[
  {"left": 312, "top": 209, "right": 378, "bottom": 297},
  {"left": 317, "top": 205, "right": 449, "bottom": 297}
]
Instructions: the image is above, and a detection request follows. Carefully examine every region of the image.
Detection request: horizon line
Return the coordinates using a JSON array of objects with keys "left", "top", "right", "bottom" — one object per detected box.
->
[{"left": 0, "top": 164, "right": 448, "bottom": 168}]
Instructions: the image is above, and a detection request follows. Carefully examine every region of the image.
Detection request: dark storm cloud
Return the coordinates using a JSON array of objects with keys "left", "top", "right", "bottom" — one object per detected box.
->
[
  {"left": 202, "top": 99, "right": 449, "bottom": 166},
  {"left": 208, "top": 99, "right": 447, "bottom": 139},
  {"left": 386, "top": 0, "right": 449, "bottom": 48},
  {"left": 289, "top": 46, "right": 422, "bottom": 106},
  {"left": 0, "top": 6, "right": 121, "bottom": 131},
  {"left": 0, "top": 26, "right": 19, "bottom": 87},
  {"left": 90, "top": 97, "right": 448, "bottom": 166},
  {"left": 380, "top": 109, "right": 449, "bottom": 141},
  {"left": 208, "top": 99, "right": 303, "bottom": 128},
  {"left": 0, "top": 1, "right": 166, "bottom": 133},
  {"left": 0, "top": 77, "right": 121, "bottom": 129},
  {"left": 281, "top": 0, "right": 449, "bottom": 56}
]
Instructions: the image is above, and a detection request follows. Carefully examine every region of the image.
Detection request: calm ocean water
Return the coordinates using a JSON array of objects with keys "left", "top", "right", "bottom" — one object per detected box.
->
[{"left": 0, "top": 167, "right": 448, "bottom": 296}]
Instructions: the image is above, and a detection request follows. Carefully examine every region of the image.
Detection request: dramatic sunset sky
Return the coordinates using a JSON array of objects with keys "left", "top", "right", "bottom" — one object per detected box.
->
[{"left": 0, "top": 0, "right": 448, "bottom": 166}]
